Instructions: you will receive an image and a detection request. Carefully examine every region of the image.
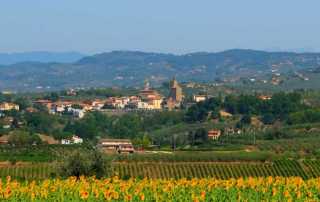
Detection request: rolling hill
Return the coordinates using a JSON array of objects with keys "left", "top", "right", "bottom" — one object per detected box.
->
[
  {"left": 0, "top": 51, "right": 85, "bottom": 65},
  {"left": 0, "top": 49, "right": 320, "bottom": 92}
]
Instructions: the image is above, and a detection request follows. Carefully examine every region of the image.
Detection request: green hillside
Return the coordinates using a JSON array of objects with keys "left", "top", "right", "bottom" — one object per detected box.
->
[{"left": 1, "top": 49, "right": 320, "bottom": 91}]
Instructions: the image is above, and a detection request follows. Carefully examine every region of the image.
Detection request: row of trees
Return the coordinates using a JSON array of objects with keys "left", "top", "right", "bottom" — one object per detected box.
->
[
  {"left": 185, "top": 92, "right": 305, "bottom": 124},
  {"left": 64, "top": 111, "right": 184, "bottom": 140}
]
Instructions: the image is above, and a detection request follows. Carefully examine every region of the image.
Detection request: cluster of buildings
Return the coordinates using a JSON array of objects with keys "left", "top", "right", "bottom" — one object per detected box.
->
[
  {"left": 0, "top": 102, "right": 19, "bottom": 112},
  {"left": 105, "top": 78, "right": 184, "bottom": 110},
  {"left": 0, "top": 103, "right": 20, "bottom": 128},
  {"left": 34, "top": 100, "right": 88, "bottom": 118},
  {"left": 103, "top": 80, "right": 164, "bottom": 110},
  {"left": 34, "top": 98, "right": 115, "bottom": 118},
  {"left": 34, "top": 78, "right": 184, "bottom": 117}
]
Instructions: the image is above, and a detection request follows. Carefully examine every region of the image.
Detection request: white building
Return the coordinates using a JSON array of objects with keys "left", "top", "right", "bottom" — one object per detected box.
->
[
  {"left": 193, "top": 95, "right": 207, "bottom": 103},
  {"left": 61, "top": 135, "right": 83, "bottom": 145},
  {"left": 68, "top": 108, "right": 85, "bottom": 118},
  {"left": 61, "top": 139, "right": 71, "bottom": 145},
  {"left": 55, "top": 104, "right": 67, "bottom": 113},
  {"left": 72, "top": 135, "right": 83, "bottom": 144}
]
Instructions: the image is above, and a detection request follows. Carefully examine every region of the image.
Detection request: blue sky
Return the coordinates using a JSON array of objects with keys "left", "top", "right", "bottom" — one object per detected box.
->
[{"left": 1, "top": 0, "right": 319, "bottom": 54}]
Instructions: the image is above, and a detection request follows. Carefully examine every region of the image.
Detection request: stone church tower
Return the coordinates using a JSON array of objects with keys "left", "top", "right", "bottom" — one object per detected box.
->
[{"left": 168, "top": 77, "right": 183, "bottom": 103}]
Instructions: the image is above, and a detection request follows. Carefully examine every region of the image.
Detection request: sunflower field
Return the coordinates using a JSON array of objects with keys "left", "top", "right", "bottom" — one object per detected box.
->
[{"left": 0, "top": 176, "right": 320, "bottom": 201}]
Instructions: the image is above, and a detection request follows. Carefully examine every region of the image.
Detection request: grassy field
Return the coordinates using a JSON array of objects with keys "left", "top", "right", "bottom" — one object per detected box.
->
[{"left": 1, "top": 160, "right": 320, "bottom": 180}]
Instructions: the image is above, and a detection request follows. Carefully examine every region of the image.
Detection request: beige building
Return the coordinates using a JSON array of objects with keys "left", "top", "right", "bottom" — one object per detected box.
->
[
  {"left": 219, "top": 110, "right": 233, "bottom": 118},
  {"left": 193, "top": 95, "right": 207, "bottom": 103},
  {"left": 99, "top": 139, "right": 134, "bottom": 153},
  {"left": 139, "top": 80, "right": 163, "bottom": 110},
  {"left": 0, "top": 102, "right": 19, "bottom": 111}
]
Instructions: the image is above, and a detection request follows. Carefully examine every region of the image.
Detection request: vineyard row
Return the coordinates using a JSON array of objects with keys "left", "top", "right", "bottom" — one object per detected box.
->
[{"left": 0, "top": 160, "right": 319, "bottom": 180}]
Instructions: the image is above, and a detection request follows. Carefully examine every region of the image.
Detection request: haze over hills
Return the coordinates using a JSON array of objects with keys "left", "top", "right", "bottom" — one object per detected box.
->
[
  {"left": 0, "top": 51, "right": 85, "bottom": 65},
  {"left": 0, "top": 49, "right": 320, "bottom": 92}
]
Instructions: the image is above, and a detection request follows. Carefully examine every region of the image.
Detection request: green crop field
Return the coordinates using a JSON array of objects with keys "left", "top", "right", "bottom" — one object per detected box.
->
[
  {"left": 1, "top": 160, "right": 320, "bottom": 180},
  {"left": 0, "top": 163, "right": 55, "bottom": 180},
  {"left": 112, "top": 160, "right": 317, "bottom": 180}
]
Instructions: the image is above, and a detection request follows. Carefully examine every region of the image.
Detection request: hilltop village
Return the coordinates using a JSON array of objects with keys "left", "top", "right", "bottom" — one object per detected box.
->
[{"left": 30, "top": 78, "right": 184, "bottom": 119}]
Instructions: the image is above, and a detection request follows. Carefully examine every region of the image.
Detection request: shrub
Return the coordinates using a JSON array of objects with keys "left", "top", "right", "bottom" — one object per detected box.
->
[
  {"left": 8, "top": 130, "right": 42, "bottom": 146},
  {"left": 59, "top": 149, "right": 111, "bottom": 179}
]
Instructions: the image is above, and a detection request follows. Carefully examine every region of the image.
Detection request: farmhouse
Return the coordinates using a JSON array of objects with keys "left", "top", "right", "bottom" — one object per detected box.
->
[
  {"left": 98, "top": 139, "right": 134, "bottom": 153},
  {"left": 61, "top": 135, "right": 83, "bottom": 145},
  {"left": 208, "top": 130, "right": 221, "bottom": 140},
  {"left": 0, "top": 135, "right": 9, "bottom": 145},
  {"left": 258, "top": 95, "right": 272, "bottom": 100}
]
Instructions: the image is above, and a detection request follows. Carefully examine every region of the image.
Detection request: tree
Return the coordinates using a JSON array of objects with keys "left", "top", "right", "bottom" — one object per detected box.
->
[
  {"left": 72, "top": 114, "right": 99, "bottom": 139},
  {"left": 270, "top": 92, "right": 303, "bottom": 120},
  {"left": 188, "top": 128, "right": 208, "bottom": 145},
  {"left": 59, "top": 150, "right": 111, "bottom": 179},
  {"left": 8, "top": 130, "right": 41, "bottom": 146},
  {"left": 185, "top": 104, "right": 208, "bottom": 123},
  {"left": 25, "top": 112, "right": 60, "bottom": 135},
  {"left": 263, "top": 129, "right": 290, "bottom": 140},
  {"left": 241, "top": 114, "right": 252, "bottom": 125},
  {"left": 59, "top": 151, "right": 91, "bottom": 179},
  {"left": 185, "top": 97, "right": 222, "bottom": 123},
  {"left": 195, "top": 128, "right": 208, "bottom": 143},
  {"left": 224, "top": 95, "right": 238, "bottom": 114},
  {"left": 141, "top": 134, "right": 151, "bottom": 148},
  {"left": 89, "top": 150, "right": 111, "bottom": 179},
  {"left": 71, "top": 104, "right": 83, "bottom": 110},
  {"left": 236, "top": 114, "right": 252, "bottom": 129},
  {"left": 261, "top": 113, "right": 275, "bottom": 125},
  {"left": 47, "top": 92, "right": 60, "bottom": 102},
  {"left": 109, "top": 114, "right": 142, "bottom": 139},
  {"left": 287, "top": 109, "right": 320, "bottom": 125},
  {"left": 188, "top": 131, "right": 196, "bottom": 146},
  {"left": 14, "top": 97, "right": 31, "bottom": 111},
  {"left": 52, "top": 129, "right": 73, "bottom": 140},
  {"left": 237, "top": 95, "right": 260, "bottom": 115}
]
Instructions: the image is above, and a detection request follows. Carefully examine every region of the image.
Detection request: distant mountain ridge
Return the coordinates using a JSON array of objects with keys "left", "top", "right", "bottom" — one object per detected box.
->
[
  {"left": 0, "top": 49, "right": 320, "bottom": 92},
  {"left": 0, "top": 51, "right": 85, "bottom": 65}
]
